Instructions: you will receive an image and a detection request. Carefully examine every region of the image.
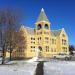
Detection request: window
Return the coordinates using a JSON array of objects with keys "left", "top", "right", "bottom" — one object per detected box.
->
[
  {"left": 37, "top": 32, "right": 42, "bottom": 35},
  {"left": 31, "top": 37, "right": 35, "bottom": 44},
  {"left": 37, "top": 24, "right": 42, "bottom": 30},
  {"left": 62, "top": 34, "right": 65, "bottom": 37},
  {"left": 62, "top": 39, "right": 67, "bottom": 45},
  {"left": 44, "top": 32, "right": 49, "bottom": 35},
  {"left": 45, "top": 37, "right": 49, "bottom": 43},
  {"left": 31, "top": 41, "right": 35, "bottom": 44},
  {"left": 31, "top": 37, "right": 35, "bottom": 40},
  {"left": 52, "top": 39, "right": 54, "bottom": 44},
  {"left": 45, "top": 24, "right": 49, "bottom": 29},
  {"left": 31, "top": 46, "right": 35, "bottom": 48},
  {"left": 62, "top": 47, "right": 67, "bottom": 52},
  {"left": 38, "top": 37, "right": 41, "bottom": 44},
  {"left": 38, "top": 37, "right": 41, "bottom": 40},
  {"left": 45, "top": 37, "right": 49, "bottom": 40},
  {"left": 46, "top": 46, "right": 49, "bottom": 52},
  {"left": 31, "top": 46, "right": 35, "bottom": 52}
]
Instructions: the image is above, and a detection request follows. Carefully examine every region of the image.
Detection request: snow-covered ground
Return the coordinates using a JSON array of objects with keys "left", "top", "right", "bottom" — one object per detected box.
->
[
  {"left": 0, "top": 57, "right": 2, "bottom": 64},
  {"left": 1, "top": 58, "right": 75, "bottom": 75},
  {"left": 44, "top": 61, "right": 75, "bottom": 75},
  {"left": 0, "top": 61, "right": 38, "bottom": 75}
]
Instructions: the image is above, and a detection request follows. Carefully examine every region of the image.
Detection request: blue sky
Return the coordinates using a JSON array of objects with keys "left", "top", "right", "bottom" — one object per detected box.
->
[{"left": 0, "top": 0, "right": 75, "bottom": 45}]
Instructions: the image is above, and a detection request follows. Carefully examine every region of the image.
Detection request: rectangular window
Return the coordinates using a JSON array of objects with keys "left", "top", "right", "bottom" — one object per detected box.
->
[
  {"left": 46, "top": 46, "right": 49, "bottom": 52},
  {"left": 52, "top": 39, "right": 54, "bottom": 44},
  {"left": 31, "top": 41, "right": 35, "bottom": 44},
  {"left": 31, "top": 46, "right": 35, "bottom": 52},
  {"left": 38, "top": 37, "right": 41, "bottom": 44},
  {"left": 44, "top": 32, "right": 49, "bottom": 35},
  {"left": 62, "top": 47, "right": 67, "bottom": 52},
  {"left": 31, "top": 37, "right": 35, "bottom": 40},
  {"left": 45, "top": 37, "right": 49, "bottom": 43},
  {"left": 31, "top": 37, "right": 35, "bottom": 44},
  {"left": 38, "top": 37, "right": 41, "bottom": 40},
  {"left": 45, "top": 37, "right": 49, "bottom": 40},
  {"left": 62, "top": 39, "right": 67, "bottom": 45},
  {"left": 31, "top": 46, "right": 35, "bottom": 48},
  {"left": 37, "top": 32, "right": 42, "bottom": 35}
]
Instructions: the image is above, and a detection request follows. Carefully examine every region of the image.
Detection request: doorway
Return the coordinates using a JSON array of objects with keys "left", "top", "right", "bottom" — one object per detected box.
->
[{"left": 38, "top": 46, "right": 42, "bottom": 58}]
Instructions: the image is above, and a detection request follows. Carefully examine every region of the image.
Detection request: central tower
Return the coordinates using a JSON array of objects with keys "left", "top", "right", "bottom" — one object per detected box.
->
[
  {"left": 35, "top": 8, "right": 51, "bottom": 57},
  {"left": 35, "top": 8, "right": 50, "bottom": 30}
]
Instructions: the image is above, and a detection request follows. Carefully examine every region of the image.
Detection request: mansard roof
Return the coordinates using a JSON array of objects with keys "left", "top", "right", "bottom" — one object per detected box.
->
[
  {"left": 51, "top": 29, "right": 62, "bottom": 36},
  {"left": 36, "top": 8, "right": 50, "bottom": 23}
]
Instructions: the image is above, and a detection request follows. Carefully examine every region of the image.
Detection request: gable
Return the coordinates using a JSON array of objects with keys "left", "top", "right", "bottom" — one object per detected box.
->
[
  {"left": 20, "top": 26, "right": 35, "bottom": 35},
  {"left": 51, "top": 29, "right": 62, "bottom": 37},
  {"left": 60, "top": 28, "right": 68, "bottom": 38}
]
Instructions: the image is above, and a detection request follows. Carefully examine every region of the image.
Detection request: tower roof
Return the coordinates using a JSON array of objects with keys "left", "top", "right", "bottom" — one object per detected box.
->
[{"left": 36, "top": 8, "right": 50, "bottom": 23}]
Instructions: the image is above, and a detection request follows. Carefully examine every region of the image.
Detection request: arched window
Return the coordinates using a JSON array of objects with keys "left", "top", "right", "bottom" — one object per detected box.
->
[
  {"left": 45, "top": 24, "right": 49, "bottom": 29},
  {"left": 37, "top": 24, "right": 42, "bottom": 30}
]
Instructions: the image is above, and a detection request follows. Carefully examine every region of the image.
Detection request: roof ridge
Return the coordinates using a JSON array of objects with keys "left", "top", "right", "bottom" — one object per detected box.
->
[
  {"left": 21, "top": 25, "right": 34, "bottom": 30},
  {"left": 51, "top": 29, "right": 62, "bottom": 31}
]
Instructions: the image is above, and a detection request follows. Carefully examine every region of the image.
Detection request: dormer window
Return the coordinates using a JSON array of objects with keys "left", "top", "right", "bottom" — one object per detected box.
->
[
  {"left": 62, "top": 34, "right": 65, "bottom": 37},
  {"left": 45, "top": 24, "right": 49, "bottom": 29},
  {"left": 38, "top": 24, "right": 42, "bottom": 30}
]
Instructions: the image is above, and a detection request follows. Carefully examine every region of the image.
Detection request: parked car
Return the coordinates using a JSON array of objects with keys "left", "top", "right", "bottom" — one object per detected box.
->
[{"left": 53, "top": 53, "right": 72, "bottom": 60}]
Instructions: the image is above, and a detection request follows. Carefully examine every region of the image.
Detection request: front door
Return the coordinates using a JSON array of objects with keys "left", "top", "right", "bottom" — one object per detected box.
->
[{"left": 38, "top": 46, "right": 42, "bottom": 58}]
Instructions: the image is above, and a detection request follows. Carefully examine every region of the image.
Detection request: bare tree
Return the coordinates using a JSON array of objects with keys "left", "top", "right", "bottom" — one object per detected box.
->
[
  {"left": 0, "top": 9, "right": 25, "bottom": 64},
  {"left": 16, "top": 30, "right": 27, "bottom": 56},
  {"left": 0, "top": 11, "right": 7, "bottom": 64},
  {"left": 69, "top": 45, "right": 75, "bottom": 55}
]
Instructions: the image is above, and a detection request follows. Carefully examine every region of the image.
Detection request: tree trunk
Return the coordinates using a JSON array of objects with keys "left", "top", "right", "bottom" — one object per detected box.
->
[
  {"left": 10, "top": 42, "right": 12, "bottom": 61},
  {"left": 2, "top": 45, "right": 5, "bottom": 64},
  {"left": 10, "top": 49, "right": 12, "bottom": 61}
]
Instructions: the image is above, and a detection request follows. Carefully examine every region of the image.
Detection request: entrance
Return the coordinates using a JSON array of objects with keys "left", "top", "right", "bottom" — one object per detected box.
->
[{"left": 38, "top": 46, "right": 42, "bottom": 58}]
